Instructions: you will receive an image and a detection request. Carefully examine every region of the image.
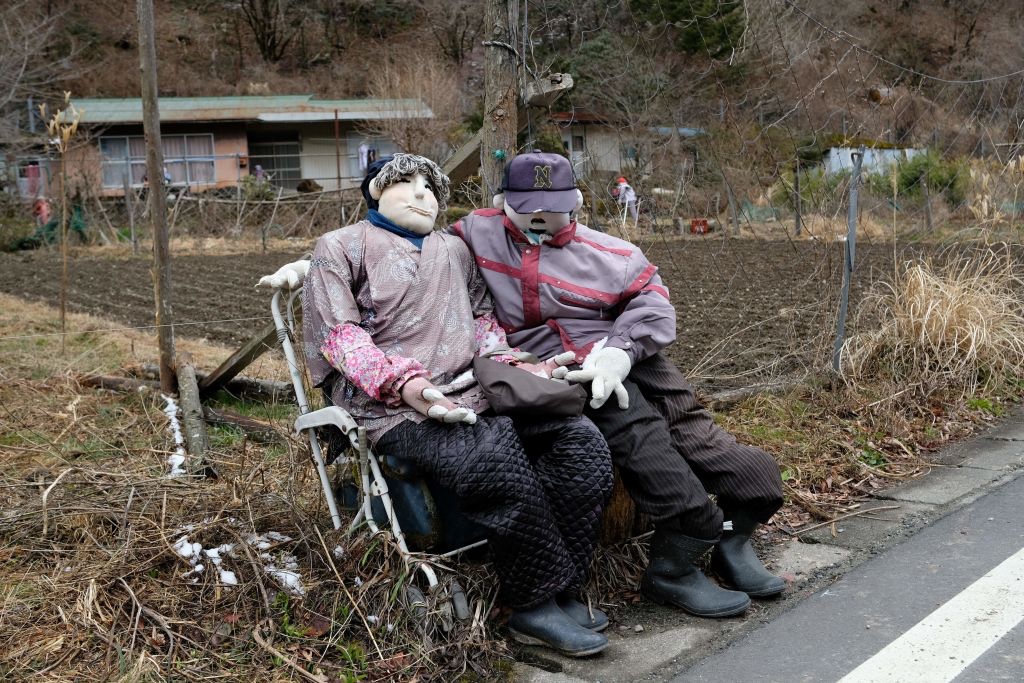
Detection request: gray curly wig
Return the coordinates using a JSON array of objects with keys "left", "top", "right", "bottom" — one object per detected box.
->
[{"left": 365, "top": 153, "right": 451, "bottom": 213}]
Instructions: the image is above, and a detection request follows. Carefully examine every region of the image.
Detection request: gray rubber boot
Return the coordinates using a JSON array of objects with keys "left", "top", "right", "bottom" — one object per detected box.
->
[
  {"left": 507, "top": 598, "right": 609, "bottom": 657},
  {"left": 712, "top": 511, "right": 785, "bottom": 598},
  {"left": 557, "top": 593, "right": 609, "bottom": 632},
  {"left": 640, "top": 529, "right": 751, "bottom": 617}
]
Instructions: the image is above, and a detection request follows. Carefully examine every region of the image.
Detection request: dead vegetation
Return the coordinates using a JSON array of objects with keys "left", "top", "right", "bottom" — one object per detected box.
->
[
  {"left": 842, "top": 245, "right": 1024, "bottom": 398},
  {"left": 2, "top": 237, "right": 1023, "bottom": 678},
  {"left": 0, "top": 295, "right": 510, "bottom": 681}
]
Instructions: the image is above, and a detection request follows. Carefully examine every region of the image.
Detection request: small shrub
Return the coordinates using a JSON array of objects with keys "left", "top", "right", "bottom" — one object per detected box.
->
[
  {"left": 893, "top": 150, "right": 969, "bottom": 207},
  {"left": 770, "top": 166, "right": 850, "bottom": 211}
]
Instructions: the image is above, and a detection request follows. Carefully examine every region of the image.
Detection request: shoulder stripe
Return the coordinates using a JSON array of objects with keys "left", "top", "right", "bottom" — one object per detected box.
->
[
  {"left": 643, "top": 284, "right": 670, "bottom": 300},
  {"left": 622, "top": 263, "right": 658, "bottom": 300},
  {"left": 572, "top": 235, "right": 633, "bottom": 257}
]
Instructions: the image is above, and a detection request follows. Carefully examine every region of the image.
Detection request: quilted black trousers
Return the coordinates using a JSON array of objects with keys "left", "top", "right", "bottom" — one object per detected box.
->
[
  {"left": 585, "top": 353, "right": 784, "bottom": 539},
  {"left": 375, "top": 414, "right": 613, "bottom": 609}
]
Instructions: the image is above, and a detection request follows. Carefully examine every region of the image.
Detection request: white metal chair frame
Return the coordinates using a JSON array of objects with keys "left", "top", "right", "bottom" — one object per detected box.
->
[{"left": 270, "top": 287, "right": 482, "bottom": 621}]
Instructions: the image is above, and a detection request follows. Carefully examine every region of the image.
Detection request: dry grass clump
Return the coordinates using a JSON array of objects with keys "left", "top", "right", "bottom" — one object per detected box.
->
[
  {"left": 0, "top": 378, "right": 508, "bottom": 682},
  {"left": 0, "top": 296, "right": 510, "bottom": 682},
  {"left": 841, "top": 247, "right": 1024, "bottom": 398}
]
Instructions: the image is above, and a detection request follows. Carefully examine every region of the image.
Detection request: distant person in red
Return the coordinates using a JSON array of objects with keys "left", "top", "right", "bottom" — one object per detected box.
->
[
  {"left": 31, "top": 198, "right": 52, "bottom": 227},
  {"left": 615, "top": 176, "right": 638, "bottom": 222}
]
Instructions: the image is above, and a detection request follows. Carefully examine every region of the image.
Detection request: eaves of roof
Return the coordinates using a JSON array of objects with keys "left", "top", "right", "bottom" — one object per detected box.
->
[{"left": 65, "top": 96, "right": 432, "bottom": 125}]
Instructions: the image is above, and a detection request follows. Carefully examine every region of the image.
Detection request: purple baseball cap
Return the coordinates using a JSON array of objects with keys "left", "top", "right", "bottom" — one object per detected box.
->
[{"left": 501, "top": 152, "right": 579, "bottom": 213}]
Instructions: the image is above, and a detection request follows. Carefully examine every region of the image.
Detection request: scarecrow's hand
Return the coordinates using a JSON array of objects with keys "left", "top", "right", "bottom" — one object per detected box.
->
[
  {"left": 256, "top": 259, "right": 310, "bottom": 289},
  {"left": 400, "top": 377, "right": 477, "bottom": 425},
  {"left": 563, "top": 346, "right": 631, "bottom": 410}
]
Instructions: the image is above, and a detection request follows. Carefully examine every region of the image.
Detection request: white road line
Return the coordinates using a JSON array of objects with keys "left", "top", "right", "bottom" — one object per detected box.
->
[{"left": 838, "top": 546, "right": 1024, "bottom": 683}]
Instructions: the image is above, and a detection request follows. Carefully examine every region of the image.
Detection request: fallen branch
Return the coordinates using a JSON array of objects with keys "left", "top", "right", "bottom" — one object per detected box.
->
[
  {"left": 79, "top": 374, "right": 158, "bottom": 393},
  {"left": 131, "top": 363, "right": 294, "bottom": 402},
  {"left": 202, "top": 406, "right": 284, "bottom": 444},
  {"left": 252, "top": 619, "right": 329, "bottom": 683},
  {"left": 787, "top": 505, "right": 902, "bottom": 536},
  {"left": 119, "top": 578, "right": 176, "bottom": 660},
  {"left": 703, "top": 380, "right": 799, "bottom": 410},
  {"left": 41, "top": 467, "right": 78, "bottom": 537}
]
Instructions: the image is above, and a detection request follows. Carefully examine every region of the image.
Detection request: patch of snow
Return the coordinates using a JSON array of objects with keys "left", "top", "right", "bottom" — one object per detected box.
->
[
  {"left": 161, "top": 395, "right": 188, "bottom": 477},
  {"left": 353, "top": 576, "right": 363, "bottom": 587},
  {"left": 172, "top": 524, "right": 309, "bottom": 596},
  {"left": 173, "top": 536, "right": 202, "bottom": 560},
  {"left": 333, "top": 545, "right": 345, "bottom": 559},
  {"left": 266, "top": 566, "right": 305, "bottom": 596}
]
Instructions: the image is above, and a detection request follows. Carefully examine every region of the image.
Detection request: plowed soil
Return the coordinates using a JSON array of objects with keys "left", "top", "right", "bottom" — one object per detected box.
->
[{"left": 0, "top": 237, "right": 922, "bottom": 389}]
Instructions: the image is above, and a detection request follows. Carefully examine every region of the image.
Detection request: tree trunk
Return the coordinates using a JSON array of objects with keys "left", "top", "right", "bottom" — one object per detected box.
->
[
  {"left": 137, "top": 0, "right": 176, "bottom": 393},
  {"left": 481, "top": 0, "right": 519, "bottom": 199}
]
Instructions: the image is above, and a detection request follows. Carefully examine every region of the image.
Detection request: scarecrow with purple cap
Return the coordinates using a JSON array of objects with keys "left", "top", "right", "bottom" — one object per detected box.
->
[
  {"left": 295, "top": 153, "right": 614, "bottom": 656},
  {"left": 447, "top": 151, "right": 787, "bottom": 618}
]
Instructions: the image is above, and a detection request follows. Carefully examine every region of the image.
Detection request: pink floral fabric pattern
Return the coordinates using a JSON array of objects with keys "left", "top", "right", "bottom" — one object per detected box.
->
[
  {"left": 473, "top": 311, "right": 520, "bottom": 364},
  {"left": 322, "top": 323, "right": 427, "bottom": 406}
]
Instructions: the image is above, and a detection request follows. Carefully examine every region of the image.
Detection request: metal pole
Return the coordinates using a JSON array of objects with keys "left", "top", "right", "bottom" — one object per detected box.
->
[
  {"left": 123, "top": 172, "right": 138, "bottom": 255},
  {"left": 922, "top": 178, "right": 933, "bottom": 232},
  {"left": 794, "top": 161, "right": 802, "bottom": 236},
  {"left": 833, "top": 146, "right": 864, "bottom": 373},
  {"left": 137, "top": 0, "right": 176, "bottom": 393},
  {"left": 334, "top": 109, "right": 342, "bottom": 225}
]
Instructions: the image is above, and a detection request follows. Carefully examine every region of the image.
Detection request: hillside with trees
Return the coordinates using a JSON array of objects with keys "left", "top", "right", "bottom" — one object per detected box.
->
[{"left": 9, "top": 1, "right": 1023, "bottom": 161}]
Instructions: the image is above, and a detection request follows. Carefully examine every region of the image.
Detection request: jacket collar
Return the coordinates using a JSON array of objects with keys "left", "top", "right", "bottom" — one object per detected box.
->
[{"left": 501, "top": 215, "right": 577, "bottom": 248}]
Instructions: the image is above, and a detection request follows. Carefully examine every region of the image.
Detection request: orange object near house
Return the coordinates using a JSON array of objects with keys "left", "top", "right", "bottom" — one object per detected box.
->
[{"left": 690, "top": 218, "right": 709, "bottom": 234}]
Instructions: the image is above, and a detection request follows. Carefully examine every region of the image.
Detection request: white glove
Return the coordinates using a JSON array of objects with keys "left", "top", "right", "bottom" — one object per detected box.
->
[
  {"left": 256, "top": 259, "right": 310, "bottom": 289},
  {"left": 400, "top": 377, "right": 478, "bottom": 425},
  {"left": 563, "top": 345, "right": 631, "bottom": 410}
]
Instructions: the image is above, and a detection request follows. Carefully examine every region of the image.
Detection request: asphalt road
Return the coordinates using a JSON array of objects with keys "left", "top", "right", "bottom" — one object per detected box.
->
[{"left": 674, "top": 473, "right": 1024, "bottom": 682}]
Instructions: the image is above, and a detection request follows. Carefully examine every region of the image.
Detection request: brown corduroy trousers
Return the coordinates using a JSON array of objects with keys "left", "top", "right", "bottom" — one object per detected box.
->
[{"left": 584, "top": 352, "right": 784, "bottom": 539}]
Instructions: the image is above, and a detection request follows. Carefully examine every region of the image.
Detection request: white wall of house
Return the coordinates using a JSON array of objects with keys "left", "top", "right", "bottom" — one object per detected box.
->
[
  {"left": 825, "top": 146, "right": 924, "bottom": 175},
  {"left": 297, "top": 129, "right": 399, "bottom": 191},
  {"left": 561, "top": 125, "right": 623, "bottom": 178}
]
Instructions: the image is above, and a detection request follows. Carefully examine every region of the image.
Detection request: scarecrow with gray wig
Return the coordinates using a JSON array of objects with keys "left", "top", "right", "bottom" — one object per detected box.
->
[{"left": 298, "top": 153, "right": 614, "bottom": 656}]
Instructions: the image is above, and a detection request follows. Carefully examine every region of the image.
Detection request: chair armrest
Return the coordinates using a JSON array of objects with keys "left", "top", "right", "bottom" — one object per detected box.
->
[{"left": 294, "top": 406, "right": 359, "bottom": 436}]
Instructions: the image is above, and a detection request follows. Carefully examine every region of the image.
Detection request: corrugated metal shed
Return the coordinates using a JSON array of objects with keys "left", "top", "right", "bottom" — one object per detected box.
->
[{"left": 68, "top": 96, "right": 431, "bottom": 124}]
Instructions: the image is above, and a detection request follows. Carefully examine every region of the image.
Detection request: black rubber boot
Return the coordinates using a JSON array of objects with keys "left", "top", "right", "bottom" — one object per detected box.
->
[
  {"left": 712, "top": 510, "right": 785, "bottom": 598},
  {"left": 556, "top": 593, "right": 609, "bottom": 632},
  {"left": 507, "top": 598, "right": 609, "bottom": 657},
  {"left": 640, "top": 529, "right": 751, "bottom": 617}
]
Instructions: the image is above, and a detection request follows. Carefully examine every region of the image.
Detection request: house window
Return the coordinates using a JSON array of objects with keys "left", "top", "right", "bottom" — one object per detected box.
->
[
  {"left": 100, "top": 134, "right": 215, "bottom": 188},
  {"left": 249, "top": 140, "right": 302, "bottom": 190},
  {"left": 573, "top": 135, "right": 585, "bottom": 151}
]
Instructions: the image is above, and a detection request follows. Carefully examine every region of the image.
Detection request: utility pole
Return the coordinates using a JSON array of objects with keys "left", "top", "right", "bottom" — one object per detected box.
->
[
  {"left": 138, "top": 0, "right": 176, "bottom": 393},
  {"left": 481, "top": 0, "right": 519, "bottom": 198}
]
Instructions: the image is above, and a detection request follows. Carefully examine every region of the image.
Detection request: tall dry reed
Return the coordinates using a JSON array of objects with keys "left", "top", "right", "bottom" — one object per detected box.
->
[{"left": 841, "top": 246, "right": 1024, "bottom": 398}]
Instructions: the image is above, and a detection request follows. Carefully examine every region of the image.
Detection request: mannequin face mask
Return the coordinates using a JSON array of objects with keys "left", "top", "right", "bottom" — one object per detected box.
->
[
  {"left": 376, "top": 172, "right": 439, "bottom": 235},
  {"left": 493, "top": 152, "right": 584, "bottom": 244},
  {"left": 493, "top": 190, "right": 583, "bottom": 244}
]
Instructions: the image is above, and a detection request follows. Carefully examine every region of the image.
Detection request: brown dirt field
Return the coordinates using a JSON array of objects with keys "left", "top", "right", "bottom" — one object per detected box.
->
[{"left": 0, "top": 237, "right": 927, "bottom": 389}]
